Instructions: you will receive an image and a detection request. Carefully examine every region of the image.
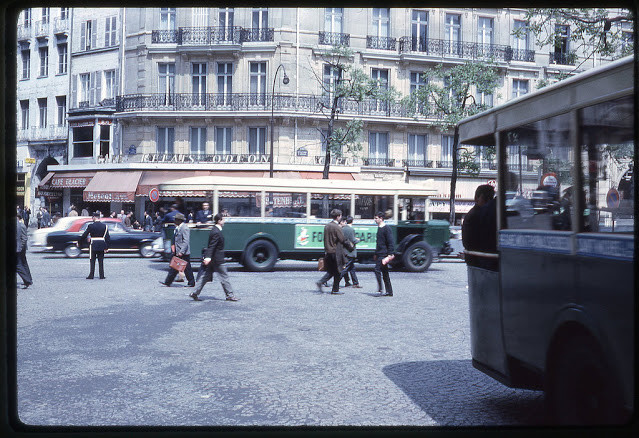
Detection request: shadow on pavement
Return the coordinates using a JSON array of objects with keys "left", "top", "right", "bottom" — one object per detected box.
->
[{"left": 383, "top": 360, "right": 549, "bottom": 427}]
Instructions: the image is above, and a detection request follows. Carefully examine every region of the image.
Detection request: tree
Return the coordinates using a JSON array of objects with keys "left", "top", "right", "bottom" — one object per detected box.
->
[
  {"left": 312, "top": 46, "right": 398, "bottom": 179},
  {"left": 411, "top": 61, "right": 500, "bottom": 224},
  {"left": 516, "top": 8, "right": 634, "bottom": 70}
]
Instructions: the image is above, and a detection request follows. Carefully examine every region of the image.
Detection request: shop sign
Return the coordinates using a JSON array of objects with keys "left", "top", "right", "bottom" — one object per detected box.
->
[
  {"left": 84, "top": 191, "right": 134, "bottom": 202},
  {"left": 428, "top": 199, "right": 475, "bottom": 213},
  {"left": 70, "top": 121, "right": 95, "bottom": 128},
  {"left": 51, "top": 176, "right": 92, "bottom": 187}
]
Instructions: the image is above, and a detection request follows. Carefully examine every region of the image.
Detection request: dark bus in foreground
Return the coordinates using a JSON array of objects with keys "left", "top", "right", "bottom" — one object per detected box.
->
[{"left": 458, "top": 55, "right": 634, "bottom": 425}]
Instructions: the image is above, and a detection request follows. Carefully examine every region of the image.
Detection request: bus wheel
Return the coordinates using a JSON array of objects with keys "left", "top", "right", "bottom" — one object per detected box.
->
[
  {"left": 402, "top": 241, "right": 433, "bottom": 272},
  {"left": 243, "top": 240, "right": 277, "bottom": 272},
  {"left": 545, "top": 332, "right": 626, "bottom": 425}
]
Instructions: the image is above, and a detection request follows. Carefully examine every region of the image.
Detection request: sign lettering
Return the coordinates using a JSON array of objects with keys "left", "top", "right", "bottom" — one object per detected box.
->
[{"left": 294, "top": 224, "right": 379, "bottom": 250}]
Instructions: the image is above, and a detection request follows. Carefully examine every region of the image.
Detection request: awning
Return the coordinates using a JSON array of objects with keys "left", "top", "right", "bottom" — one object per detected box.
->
[
  {"left": 49, "top": 171, "right": 96, "bottom": 188},
  {"left": 38, "top": 172, "right": 55, "bottom": 188},
  {"left": 140, "top": 170, "right": 266, "bottom": 198},
  {"left": 83, "top": 171, "right": 143, "bottom": 203}
]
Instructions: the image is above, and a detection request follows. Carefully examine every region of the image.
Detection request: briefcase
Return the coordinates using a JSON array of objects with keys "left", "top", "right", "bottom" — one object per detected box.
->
[{"left": 170, "top": 256, "right": 187, "bottom": 272}]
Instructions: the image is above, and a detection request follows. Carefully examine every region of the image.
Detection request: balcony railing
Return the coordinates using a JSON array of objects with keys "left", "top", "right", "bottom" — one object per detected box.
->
[
  {"left": 318, "top": 31, "right": 350, "bottom": 47},
  {"left": 399, "top": 36, "right": 513, "bottom": 62},
  {"left": 17, "top": 25, "right": 32, "bottom": 40},
  {"left": 436, "top": 160, "right": 453, "bottom": 168},
  {"left": 404, "top": 159, "right": 434, "bottom": 168},
  {"left": 180, "top": 26, "right": 242, "bottom": 45},
  {"left": 549, "top": 52, "right": 576, "bottom": 66},
  {"left": 366, "top": 36, "right": 396, "bottom": 51},
  {"left": 35, "top": 20, "right": 50, "bottom": 37},
  {"left": 54, "top": 17, "right": 69, "bottom": 34},
  {"left": 509, "top": 48, "right": 535, "bottom": 62},
  {"left": 151, "top": 30, "right": 180, "bottom": 44},
  {"left": 363, "top": 157, "right": 396, "bottom": 167},
  {"left": 240, "top": 28, "right": 274, "bottom": 42}
]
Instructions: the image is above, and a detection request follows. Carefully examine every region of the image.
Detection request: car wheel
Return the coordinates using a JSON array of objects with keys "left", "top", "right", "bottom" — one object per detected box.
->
[
  {"left": 139, "top": 243, "right": 155, "bottom": 258},
  {"left": 243, "top": 239, "right": 277, "bottom": 271},
  {"left": 64, "top": 244, "right": 81, "bottom": 258},
  {"left": 402, "top": 241, "right": 433, "bottom": 272}
]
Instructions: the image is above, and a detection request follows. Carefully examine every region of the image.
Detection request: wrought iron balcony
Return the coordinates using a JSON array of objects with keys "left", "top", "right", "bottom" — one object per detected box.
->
[
  {"left": 399, "top": 36, "right": 513, "bottom": 62},
  {"left": 35, "top": 20, "right": 50, "bottom": 37},
  {"left": 240, "top": 28, "right": 274, "bottom": 42},
  {"left": 404, "top": 159, "right": 434, "bottom": 168},
  {"left": 363, "top": 157, "right": 396, "bottom": 167},
  {"left": 54, "top": 17, "right": 69, "bottom": 34},
  {"left": 436, "top": 160, "right": 454, "bottom": 168},
  {"left": 180, "top": 26, "right": 242, "bottom": 45},
  {"left": 318, "top": 31, "right": 350, "bottom": 47},
  {"left": 508, "top": 48, "right": 535, "bottom": 62},
  {"left": 366, "top": 36, "right": 396, "bottom": 51},
  {"left": 18, "top": 25, "right": 32, "bottom": 40},
  {"left": 549, "top": 51, "right": 576, "bottom": 65},
  {"left": 151, "top": 30, "right": 180, "bottom": 44}
]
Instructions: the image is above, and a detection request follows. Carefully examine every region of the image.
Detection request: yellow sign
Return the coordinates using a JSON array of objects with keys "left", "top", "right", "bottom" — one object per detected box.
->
[{"left": 25, "top": 157, "right": 36, "bottom": 164}]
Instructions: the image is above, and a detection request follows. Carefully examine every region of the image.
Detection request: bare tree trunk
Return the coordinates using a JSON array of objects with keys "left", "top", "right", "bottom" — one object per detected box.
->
[
  {"left": 322, "top": 95, "right": 340, "bottom": 179},
  {"left": 449, "top": 125, "right": 460, "bottom": 225}
]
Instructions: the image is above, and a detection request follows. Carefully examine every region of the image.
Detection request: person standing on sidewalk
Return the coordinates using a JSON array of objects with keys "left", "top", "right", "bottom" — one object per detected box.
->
[
  {"left": 159, "top": 213, "right": 195, "bottom": 288},
  {"left": 316, "top": 209, "right": 352, "bottom": 295},
  {"left": 16, "top": 212, "right": 33, "bottom": 289},
  {"left": 190, "top": 213, "right": 239, "bottom": 302},
  {"left": 79, "top": 211, "right": 110, "bottom": 280},
  {"left": 374, "top": 211, "right": 395, "bottom": 296},
  {"left": 340, "top": 215, "right": 361, "bottom": 288}
]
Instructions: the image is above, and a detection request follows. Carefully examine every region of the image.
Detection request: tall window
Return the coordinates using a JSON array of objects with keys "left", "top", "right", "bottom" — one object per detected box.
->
[
  {"left": 410, "top": 71, "right": 426, "bottom": 94},
  {"left": 512, "top": 79, "right": 529, "bottom": 98},
  {"left": 105, "top": 16, "right": 117, "bottom": 47},
  {"left": 157, "top": 127, "right": 175, "bottom": 154},
  {"left": 372, "top": 8, "right": 390, "bottom": 38},
  {"left": 252, "top": 8, "right": 268, "bottom": 30},
  {"left": 81, "top": 20, "right": 96, "bottom": 51},
  {"left": 60, "top": 8, "right": 69, "bottom": 20},
  {"left": 219, "top": 8, "right": 234, "bottom": 40},
  {"left": 190, "top": 127, "right": 207, "bottom": 154},
  {"left": 477, "top": 90, "right": 493, "bottom": 107},
  {"left": 325, "top": 8, "right": 343, "bottom": 33},
  {"left": 513, "top": 20, "right": 529, "bottom": 51},
  {"left": 57, "top": 43, "right": 67, "bottom": 74},
  {"left": 215, "top": 127, "right": 232, "bottom": 154},
  {"left": 192, "top": 8, "right": 208, "bottom": 27},
  {"left": 249, "top": 62, "right": 266, "bottom": 105},
  {"left": 41, "top": 8, "right": 50, "bottom": 24},
  {"left": 21, "top": 49, "right": 30, "bottom": 79},
  {"left": 23, "top": 8, "right": 31, "bottom": 27},
  {"left": 477, "top": 17, "right": 494, "bottom": 44},
  {"left": 192, "top": 63, "right": 207, "bottom": 105},
  {"left": 408, "top": 134, "right": 428, "bottom": 166},
  {"left": 104, "top": 70, "right": 116, "bottom": 100},
  {"left": 158, "top": 63, "right": 175, "bottom": 96},
  {"left": 20, "top": 100, "right": 29, "bottom": 130},
  {"left": 372, "top": 68, "right": 389, "bottom": 112},
  {"left": 160, "top": 8, "right": 176, "bottom": 31},
  {"left": 445, "top": 13, "right": 461, "bottom": 55},
  {"left": 441, "top": 135, "right": 454, "bottom": 166},
  {"left": 411, "top": 10, "right": 428, "bottom": 51},
  {"left": 323, "top": 64, "right": 341, "bottom": 101},
  {"left": 38, "top": 46, "right": 48, "bottom": 77},
  {"left": 56, "top": 96, "right": 66, "bottom": 125},
  {"left": 38, "top": 98, "right": 47, "bottom": 128},
  {"left": 553, "top": 24, "right": 570, "bottom": 62},
  {"left": 79, "top": 73, "right": 90, "bottom": 104},
  {"left": 248, "top": 127, "right": 267, "bottom": 154},
  {"left": 369, "top": 132, "right": 389, "bottom": 161},
  {"left": 217, "top": 62, "right": 233, "bottom": 105},
  {"left": 621, "top": 22, "right": 633, "bottom": 53}
]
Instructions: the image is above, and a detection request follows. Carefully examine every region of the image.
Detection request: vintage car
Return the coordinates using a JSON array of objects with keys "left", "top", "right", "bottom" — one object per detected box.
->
[
  {"left": 45, "top": 217, "right": 160, "bottom": 258},
  {"left": 30, "top": 216, "right": 84, "bottom": 248}
]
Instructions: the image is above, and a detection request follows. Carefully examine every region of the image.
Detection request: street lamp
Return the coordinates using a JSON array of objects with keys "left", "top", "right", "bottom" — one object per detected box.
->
[{"left": 270, "top": 64, "right": 290, "bottom": 178}]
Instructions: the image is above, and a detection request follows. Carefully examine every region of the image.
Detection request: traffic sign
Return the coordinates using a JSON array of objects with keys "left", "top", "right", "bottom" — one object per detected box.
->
[
  {"left": 606, "top": 188, "right": 620, "bottom": 209},
  {"left": 149, "top": 188, "right": 160, "bottom": 203},
  {"left": 540, "top": 172, "right": 558, "bottom": 188}
]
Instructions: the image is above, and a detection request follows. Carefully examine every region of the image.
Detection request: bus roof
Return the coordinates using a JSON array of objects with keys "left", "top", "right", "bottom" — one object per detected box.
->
[
  {"left": 159, "top": 175, "right": 437, "bottom": 196},
  {"left": 458, "top": 55, "right": 634, "bottom": 146}
]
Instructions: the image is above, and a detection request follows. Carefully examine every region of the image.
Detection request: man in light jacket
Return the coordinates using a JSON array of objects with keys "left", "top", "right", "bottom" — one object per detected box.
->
[
  {"left": 159, "top": 213, "right": 195, "bottom": 287},
  {"left": 16, "top": 213, "right": 33, "bottom": 289}
]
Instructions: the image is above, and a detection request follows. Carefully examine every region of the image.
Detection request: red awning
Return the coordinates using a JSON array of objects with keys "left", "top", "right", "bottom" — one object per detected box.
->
[{"left": 83, "top": 171, "right": 143, "bottom": 203}]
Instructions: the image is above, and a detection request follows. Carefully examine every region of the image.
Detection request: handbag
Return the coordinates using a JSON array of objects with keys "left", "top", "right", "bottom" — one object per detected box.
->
[
  {"left": 170, "top": 256, "right": 188, "bottom": 272},
  {"left": 317, "top": 257, "right": 325, "bottom": 271}
]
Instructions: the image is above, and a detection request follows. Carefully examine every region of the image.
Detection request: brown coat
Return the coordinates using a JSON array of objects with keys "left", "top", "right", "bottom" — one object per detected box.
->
[{"left": 323, "top": 220, "right": 353, "bottom": 270}]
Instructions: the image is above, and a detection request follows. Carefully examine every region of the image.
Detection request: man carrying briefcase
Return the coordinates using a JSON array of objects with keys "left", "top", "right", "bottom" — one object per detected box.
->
[{"left": 159, "top": 213, "right": 195, "bottom": 287}]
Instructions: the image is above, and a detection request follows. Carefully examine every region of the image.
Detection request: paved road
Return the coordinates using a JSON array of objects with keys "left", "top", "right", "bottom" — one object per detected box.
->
[{"left": 15, "top": 250, "right": 547, "bottom": 427}]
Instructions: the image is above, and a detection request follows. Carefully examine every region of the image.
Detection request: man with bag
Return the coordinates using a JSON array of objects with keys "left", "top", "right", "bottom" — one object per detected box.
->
[
  {"left": 159, "top": 213, "right": 195, "bottom": 287},
  {"left": 316, "top": 209, "right": 353, "bottom": 295},
  {"left": 340, "top": 215, "right": 362, "bottom": 288},
  {"left": 79, "top": 211, "right": 110, "bottom": 280}
]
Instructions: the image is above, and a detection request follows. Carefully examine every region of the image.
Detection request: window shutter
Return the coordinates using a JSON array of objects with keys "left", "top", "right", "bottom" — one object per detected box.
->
[
  {"left": 71, "top": 74, "right": 77, "bottom": 107},
  {"left": 91, "top": 19, "right": 97, "bottom": 49},
  {"left": 89, "top": 72, "right": 96, "bottom": 105},
  {"left": 95, "top": 71, "right": 102, "bottom": 103},
  {"left": 105, "top": 17, "right": 110, "bottom": 46},
  {"left": 114, "top": 69, "right": 119, "bottom": 96},
  {"left": 80, "top": 22, "right": 86, "bottom": 51}
]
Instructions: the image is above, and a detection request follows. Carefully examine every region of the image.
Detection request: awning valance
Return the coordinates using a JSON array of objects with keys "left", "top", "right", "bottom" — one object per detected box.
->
[
  {"left": 49, "top": 171, "right": 96, "bottom": 188},
  {"left": 83, "top": 171, "right": 143, "bottom": 203}
]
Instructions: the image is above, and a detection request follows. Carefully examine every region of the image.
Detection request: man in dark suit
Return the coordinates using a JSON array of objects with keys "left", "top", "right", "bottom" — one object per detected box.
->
[
  {"left": 374, "top": 211, "right": 395, "bottom": 296},
  {"left": 16, "top": 213, "right": 33, "bottom": 289},
  {"left": 190, "top": 213, "right": 238, "bottom": 301},
  {"left": 195, "top": 202, "right": 212, "bottom": 224},
  {"left": 159, "top": 213, "right": 195, "bottom": 287},
  {"left": 79, "top": 211, "right": 110, "bottom": 279},
  {"left": 317, "top": 209, "right": 353, "bottom": 295}
]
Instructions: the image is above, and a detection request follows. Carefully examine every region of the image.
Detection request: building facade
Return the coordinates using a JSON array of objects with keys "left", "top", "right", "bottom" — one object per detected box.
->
[{"left": 17, "top": 7, "right": 632, "bottom": 224}]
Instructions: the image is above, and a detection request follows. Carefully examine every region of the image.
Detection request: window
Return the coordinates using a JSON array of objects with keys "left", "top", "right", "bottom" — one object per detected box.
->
[
  {"left": 158, "top": 63, "right": 175, "bottom": 96},
  {"left": 477, "top": 90, "right": 493, "bottom": 107},
  {"left": 219, "top": 8, "right": 234, "bottom": 40},
  {"left": 79, "top": 73, "right": 90, "bottom": 104},
  {"left": 73, "top": 126, "right": 93, "bottom": 158},
  {"left": 57, "top": 43, "right": 67, "bottom": 74},
  {"left": 192, "top": 63, "right": 207, "bottom": 105},
  {"left": 39, "top": 46, "right": 48, "bottom": 77},
  {"left": 248, "top": 127, "right": 267, "bottom": 155},
  {"left": 190, "top": 127, "right": 207, "bottom": 154},
  {"left": 157, "top": 127, "right": 175, "bottom": 154},
  {"left": 445, "top": 13, "right": 461, "bottom": 55},
  {"left": 323, "top": 64, "right": 341, "bottom": 100},
  {"left": 408, "top": 134, "right": 428, "bottom": 166},
  {"left": 372, "top": 68, "right": 389, "bottom": 112},
  {"left": 20, "top": 100, "right": 29, "bottom": 130},
  {"left": 444, "top": 77, "right": 458, "bottom": 101},
  {"left": 217, "top": 62, "right": 233, "bottom": 105},
  {"left": 60, "top": 8, "right": 69, "bottom": 20},
  {"left": 512, "top": 79, "right": 529, "bottom": 99},
  {"left": 410, "top": 71, "right": 426, "bottom": 94},
  {"left": 553, "top": 24, "right": 570, "bottom": 63},
  {"left": 100, "top": 125, "right": 110, "bottom": 157},
  {"left": 249, "top": 62, "right": 266, "bottom": 105},
  {"left": 56, "top": 96, "right": 66, "bottom": 125},
  {"left": 513, "top": 20, "right": 529, "bottom": 51},
  {"left": 192, "top": 8, "right": 208, "bottom": 27},
  {"left": 215, "top": 127, "right": 232, "bottom": 154},
  {"left": 23, "top": 9, "right": 31, "bottom": 27},
  {"left": 81, "top": 20, "right": 96, "bottom": 51},
  {"left": 252, "top": 8, "right": 268, "bottom": 30},
  {"left": 325, "top": 8, "right": 343, "bottom": 33},
  {"left": 38, "top": 98, "right": 47, "bottom": 128},
  {"left": 368, "top": 131, "right": 389, "bottom": 160},
  {"left": 105, "top": 16, "right": 117, "bottom": 47},
  {"left": 321, "top": 129, "right": 341, "bottom": 154},
  {"left": 477, "top": 17, "right": 494, "bottom": 45},
  {"left": 411, "top": 10, "right": 428, "bottom": 51},
  {"left": 21, "top": 49, "right": 30, "bottom": 79},
  {"left": 372, "top": 8, "right": 390, "bottom": 38},
  {"left": 160, "top": 8, "right": 176, "bottom": 31},
  {"left": 42, "top": 8, "right": 50, "bottom": 24},
  {"left": 103, "top": 70, "right": 116, "bottom": 100},
  {"left": 441, "top": 135, "right": 454, "bottom": 167},
  {"left": 621, "top": 22, "right": 633, "bottom": 53}
]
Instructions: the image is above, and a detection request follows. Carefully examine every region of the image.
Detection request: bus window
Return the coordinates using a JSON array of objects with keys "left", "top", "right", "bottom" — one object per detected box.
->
[
  {"left": 219, "top": 191, "right": 261, "bottom": 217},
  {"left": 580, "top": 95, "right": 634, "bottom": 233},
  {"left": 311, "top": 194, "right": 350, "bottom": 218},
  {"left": 355, "top": 195, "right": 393, "bottom": 219},
  {"left": 263, "top": 192, "right": 307, "bottom": 217},
  {"left": 503, "top": 112, "right": 574, "bottom": 230}
]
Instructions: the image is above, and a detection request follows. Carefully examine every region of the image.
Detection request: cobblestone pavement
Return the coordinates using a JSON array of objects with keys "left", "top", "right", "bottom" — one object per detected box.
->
[{"left": 15, "top": 250, "right": 547, "bottom": 427}]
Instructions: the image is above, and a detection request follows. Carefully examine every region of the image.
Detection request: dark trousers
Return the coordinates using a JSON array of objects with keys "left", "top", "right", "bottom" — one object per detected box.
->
[
  {"left": 374, "top": 258, "right": 393, "bottom": 294},
  {"left": 340, "top": 256, "right": 358, "bottom": 285},
  {"left": 193, "top": 261, "right": 234, "bottom": 298},
  {"left": 16, "top": 250, "right": 33, "bottom": 286},
  {"left": 88, "top": 250, "right": 105, "bottom": 278},
  {"left": 165, "top": 254, "right": 195, "bottom": 286},
  {"left": 325, "top": 252, "right": 341, "bottom": 292}
]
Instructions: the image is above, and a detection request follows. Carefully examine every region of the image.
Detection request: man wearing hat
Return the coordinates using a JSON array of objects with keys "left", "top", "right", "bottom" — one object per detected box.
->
[
  {"left": 79, "top": 211, "right": 110, "bottom": 279},
  {"left": 159, "top": 212, "right": 196, "bottom": 287}
]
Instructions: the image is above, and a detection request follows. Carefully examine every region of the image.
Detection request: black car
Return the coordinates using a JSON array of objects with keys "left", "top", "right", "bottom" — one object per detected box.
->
[{"left": 45, "top": 218, "right": 160, "bottom": 258}]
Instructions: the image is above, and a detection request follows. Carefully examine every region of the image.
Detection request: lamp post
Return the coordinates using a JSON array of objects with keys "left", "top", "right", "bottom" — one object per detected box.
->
[{"left": 270, "top": 64, "right": 289, "bottom": 178}]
